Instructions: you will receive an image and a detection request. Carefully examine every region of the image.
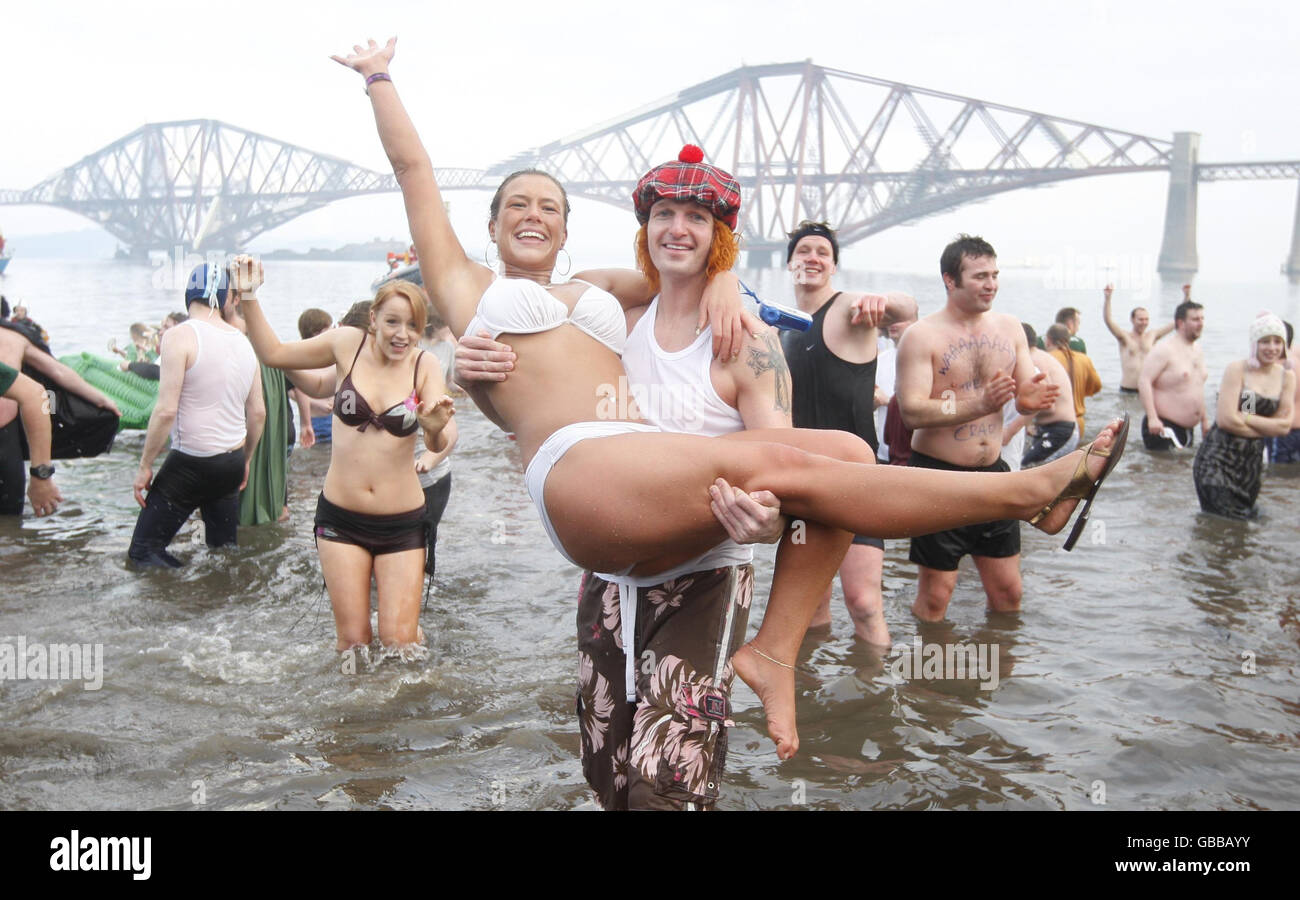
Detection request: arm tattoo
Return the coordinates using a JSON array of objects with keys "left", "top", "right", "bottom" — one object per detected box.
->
[{"left": 746, "top": 330, "right": 792, "bottom": 414}]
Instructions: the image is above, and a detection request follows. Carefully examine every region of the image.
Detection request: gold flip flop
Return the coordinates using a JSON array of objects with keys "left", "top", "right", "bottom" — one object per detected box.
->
[{"left": 1029, "top": 414, "right": 1130, "bottom": 551}]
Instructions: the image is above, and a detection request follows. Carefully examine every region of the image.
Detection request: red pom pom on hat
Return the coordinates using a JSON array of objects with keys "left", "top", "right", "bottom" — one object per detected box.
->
[{"left": 678, "top": 144, "right": 705, "bottom": 164}]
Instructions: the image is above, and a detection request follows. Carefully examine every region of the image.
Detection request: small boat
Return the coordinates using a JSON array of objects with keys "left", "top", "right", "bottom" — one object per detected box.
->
[
  {"left": 370, "top": 246, "right": 422, "bottom": 292},
  {"left": 370, "top": 260, "right": 422, "bottom": 292}
]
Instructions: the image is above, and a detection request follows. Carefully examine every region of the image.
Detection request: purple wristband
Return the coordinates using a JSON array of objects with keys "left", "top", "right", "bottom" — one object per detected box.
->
[{"left": 364, "top": 72, "right": 391, "bottom": 94}]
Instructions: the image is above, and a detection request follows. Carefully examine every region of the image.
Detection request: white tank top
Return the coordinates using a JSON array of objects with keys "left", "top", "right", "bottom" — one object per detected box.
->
[
  {"left": 595, "top": 296, "right": 752, "bottom": 583},
  {"left": 621, "top": 297, "right": 746, "bottom": 435},
  {"left": 170, "top": 319, "right": 259, "bottom": 457}
]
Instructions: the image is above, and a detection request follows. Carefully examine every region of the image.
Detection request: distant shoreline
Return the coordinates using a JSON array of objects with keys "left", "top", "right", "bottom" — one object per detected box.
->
[{"left": 259, "top": 239, "right": 409, "bottom": 261}]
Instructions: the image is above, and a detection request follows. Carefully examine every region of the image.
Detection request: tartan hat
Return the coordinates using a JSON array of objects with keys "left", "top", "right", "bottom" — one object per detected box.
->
[{"left": 633, "top": 145, "right": 741, "bottom": 231}]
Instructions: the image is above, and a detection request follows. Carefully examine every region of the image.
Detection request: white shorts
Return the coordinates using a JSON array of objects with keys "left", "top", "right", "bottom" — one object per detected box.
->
[{"left": 524, "top": 420, "right": 661, "bottom": 569}]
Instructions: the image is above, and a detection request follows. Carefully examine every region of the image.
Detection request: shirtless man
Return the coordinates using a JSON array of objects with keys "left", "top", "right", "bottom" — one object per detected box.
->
[
  {"left": 783, "top": 220, "right": 917, "bottom": 646},
  {"left": 1102, "top": 283, "right": 1174, "bottom": 393},
  {"left": 0, "top": 323, "right": 121, "bottom": 515},
  {"left": 897, "top": 234, "right": 1059, "bottom": 621},
  {"left": 1013, "top": 322, "right": 1079, "bottom": 467},
  {"left": 1138, "top": 300, "right": 1208, "bottom": 451}
]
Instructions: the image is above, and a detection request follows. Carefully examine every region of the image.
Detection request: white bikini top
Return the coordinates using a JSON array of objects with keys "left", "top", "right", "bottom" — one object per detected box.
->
[{"left": 465, "top": 277, "right": 626, "bottom": 355}]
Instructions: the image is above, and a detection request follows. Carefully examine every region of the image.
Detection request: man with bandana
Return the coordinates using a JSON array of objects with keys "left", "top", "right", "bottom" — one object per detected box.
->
[{"left": 782, "top": 221, "right": 916, "bottom": 646}]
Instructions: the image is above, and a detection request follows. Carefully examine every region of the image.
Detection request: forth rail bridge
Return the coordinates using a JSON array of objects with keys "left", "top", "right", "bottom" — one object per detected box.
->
[{"left": 3, "top": 61, "right": 1299, "bottom": 278}]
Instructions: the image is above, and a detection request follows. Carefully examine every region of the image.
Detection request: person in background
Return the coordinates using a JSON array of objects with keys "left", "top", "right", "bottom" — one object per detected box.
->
[
  {"left": 415, "top": 309, "right": 457, "bottom": 580},
  {"left": 10, "top": 304, "right": 50, "bottom": 345},
  {"left": 1267, "top": 321, "right": 1300, "bottom": 464},
  {"left": 127, "top": 264, "right": 264, "bottom": 567},
  {"left": 1193, "top": 312, "right": 1294, "bottom": 518},
  {"left": 1036, "top": 307, "right": 1086, "bottom": 353},
  {"left": 896, "top": 234, "right": 1060, "bottom": 623},
  {"left": 782, "top": 220, "right": 915, "bottom": 646},
  {"left": 339, "top": 301, "right": 373, "bottom": 330},
  {"left": 1138, "top": 300, "right": 1208, "bottom": 451},
  {"left": 1043, "top": 322, "right": 1102, "bottom": 437},
  {"left": 0, "top": 359, "right": 64, "bottom": 517},
  {"left": 0, "top": 315, "right": 121, "bottom": 515},
  {"left": 296, "top": 308, "right": 335, "bottom": 445},
  {"left": 1102, "top": 284, "right": 1173, "bottom": 393},
  {"left": 1016, "top": 323, "right": 1080, "bottom": 466},
  {"left": 229, "top": 283, "right": 302, "bottom": 525},
  {"left": 158, "top": 312, "right": 187, "bottom": 343},
  {"left": 874, "top": 297, "right": 919, "bottom": 463}
]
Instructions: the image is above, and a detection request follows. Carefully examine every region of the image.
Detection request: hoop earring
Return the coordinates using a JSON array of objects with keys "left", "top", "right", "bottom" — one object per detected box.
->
[
  {"left": 555, "top": 248, "right": 572, "bottom": 278},
  {"left": 484, "top": 241, "right": 499, "bottom": 269}
]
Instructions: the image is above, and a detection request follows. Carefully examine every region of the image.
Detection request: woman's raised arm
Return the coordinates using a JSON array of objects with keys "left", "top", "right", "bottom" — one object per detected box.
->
[
  {"left": 231, "top": 257, "right": 339, "bottom": 370},
  {"left": 332, "top": 38, "right": 491, "bottom": 337}
]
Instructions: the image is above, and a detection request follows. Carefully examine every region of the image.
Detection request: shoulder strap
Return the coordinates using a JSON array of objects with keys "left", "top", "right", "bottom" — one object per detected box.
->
[
  {"left": 412, "top": 349, "right": 425, "bottom": 389},
  {"left": 347, "top": 332, "right": 366, "bottom": 376}
]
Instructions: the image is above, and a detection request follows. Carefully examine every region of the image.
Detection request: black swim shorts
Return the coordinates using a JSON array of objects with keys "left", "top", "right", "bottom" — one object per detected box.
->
[
  {"left": 313, "top": 493, "right": 427, "bottom": 557},
  {"left": 907, "top": 450, "right": 1020, "bottom": 571},
  {"left": 1141, "top": 415, "right": 1195, "bottom": 451}
]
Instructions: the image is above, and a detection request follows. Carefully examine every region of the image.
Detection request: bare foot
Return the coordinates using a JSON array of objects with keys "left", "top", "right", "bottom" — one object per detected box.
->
[
  {"left": 732, "top": 642, "right": 799, "bottom": 760},
  {"left": 1029, "top": 417, "right": 1125, "bottom": 535}
]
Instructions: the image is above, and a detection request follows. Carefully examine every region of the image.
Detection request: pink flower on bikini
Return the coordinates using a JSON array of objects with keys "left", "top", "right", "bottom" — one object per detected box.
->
[
  {"left": 648, "top": 577, "right": 694, "bottom": 620},
  {"left": 601, "top": 582, "right": 622, "bottom": 648},
  {"left": 578, "top": 651, "right": 615, "bottom": 755}
]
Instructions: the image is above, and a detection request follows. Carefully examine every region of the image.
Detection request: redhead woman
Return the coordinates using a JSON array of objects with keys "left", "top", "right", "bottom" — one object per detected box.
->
[
  {"left": 234, "top": 262, "right": 455, "bottom": 658},
  {"left": 331, "top": 37, "right": 1129, "bottom": 756}
]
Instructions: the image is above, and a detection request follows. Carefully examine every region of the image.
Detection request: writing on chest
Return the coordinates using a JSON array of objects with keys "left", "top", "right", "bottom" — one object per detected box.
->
[{"left": 935, "top": 334, "right": 1014, "bottom": 380}]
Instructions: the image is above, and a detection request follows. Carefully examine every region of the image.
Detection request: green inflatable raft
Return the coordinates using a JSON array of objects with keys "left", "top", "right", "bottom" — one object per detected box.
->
[{"left": 59, "top": 353, "right": 158, "bottom": 431}]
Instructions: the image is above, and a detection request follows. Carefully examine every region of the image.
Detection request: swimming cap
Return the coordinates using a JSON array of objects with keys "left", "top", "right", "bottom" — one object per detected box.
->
[{"left": 184, "top": 264, "right": 231, "bottom": 309}]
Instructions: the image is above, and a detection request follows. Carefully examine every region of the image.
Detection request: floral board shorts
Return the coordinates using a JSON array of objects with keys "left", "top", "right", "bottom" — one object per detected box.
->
[{"left": 576, "top": 565, "right": 753, "bottom": 811}]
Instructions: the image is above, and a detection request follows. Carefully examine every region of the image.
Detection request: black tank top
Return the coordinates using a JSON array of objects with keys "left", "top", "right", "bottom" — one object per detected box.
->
[{"left": 781, "top": 292, "right": 879, "bottom": 452}]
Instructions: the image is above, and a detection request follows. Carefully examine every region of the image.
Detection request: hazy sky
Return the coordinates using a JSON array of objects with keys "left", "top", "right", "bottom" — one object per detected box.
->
[{"left": 3, "top": 0, "right": 1298, "bottom": 281}]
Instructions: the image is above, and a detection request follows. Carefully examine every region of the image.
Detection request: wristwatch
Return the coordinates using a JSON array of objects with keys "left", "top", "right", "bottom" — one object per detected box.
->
[{"left": 30, "top": 464, "right": 56, "bottom": 480}]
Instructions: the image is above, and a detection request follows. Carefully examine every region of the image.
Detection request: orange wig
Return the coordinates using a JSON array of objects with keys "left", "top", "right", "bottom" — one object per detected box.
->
[{"left": 634, "top": 217, "right": 739, "bottom": 297}]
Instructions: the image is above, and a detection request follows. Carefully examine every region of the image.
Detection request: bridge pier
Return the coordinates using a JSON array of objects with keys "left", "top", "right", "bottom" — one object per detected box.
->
[
  {"left": 1286, "top": 181, "right": 1300, "bottom": 281},
  {"left": 1157, "top": 132, "right": 1200, "bottom": 281}
]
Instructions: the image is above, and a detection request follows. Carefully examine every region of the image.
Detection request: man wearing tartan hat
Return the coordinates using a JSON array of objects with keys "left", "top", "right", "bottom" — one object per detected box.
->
[
  {"left": 571, "top": 145, "right": 814, "bottom": 809},
  {"left": 457, "top": 145, "right": 840, "bottom": 807}
]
